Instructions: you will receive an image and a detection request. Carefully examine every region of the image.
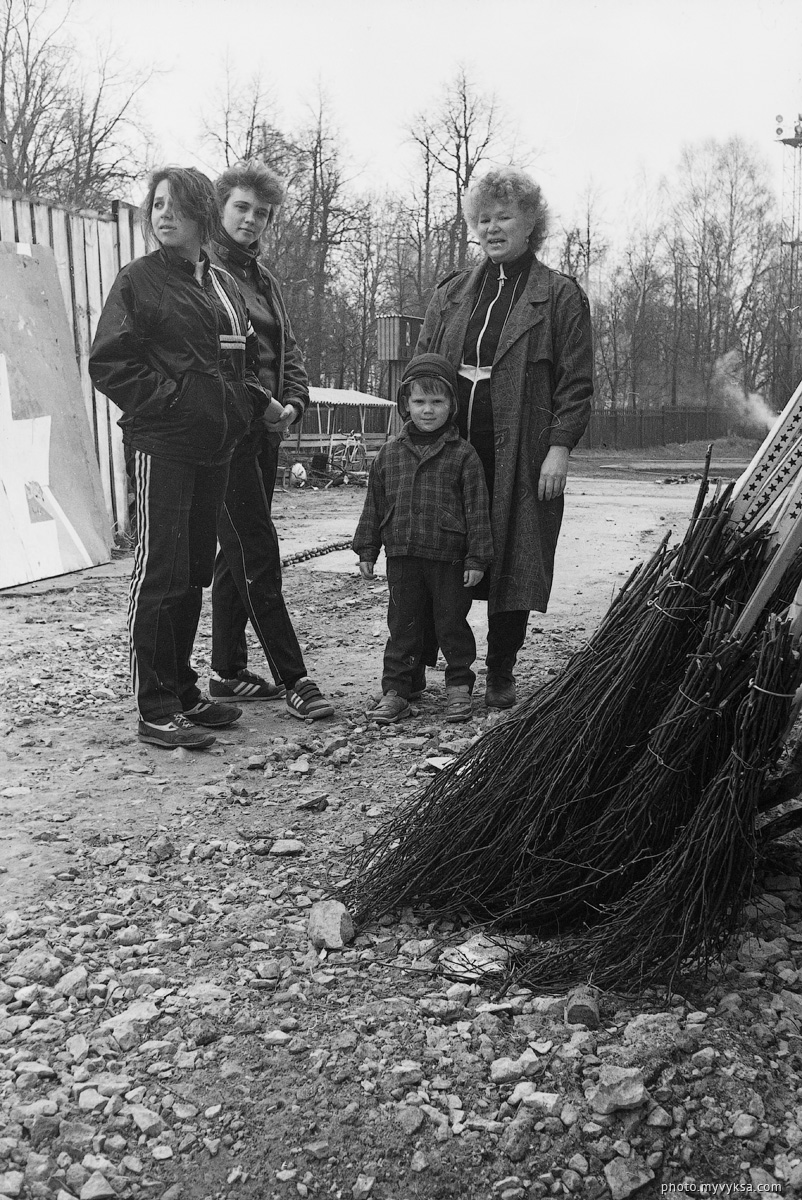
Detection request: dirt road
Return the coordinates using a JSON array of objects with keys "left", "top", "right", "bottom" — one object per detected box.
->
[{"left": 1, "top": 471, "right": 796, "bottom": 1199}]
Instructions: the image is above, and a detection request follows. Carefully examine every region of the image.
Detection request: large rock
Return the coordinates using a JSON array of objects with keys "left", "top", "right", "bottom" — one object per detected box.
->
[
  {"left": 440, "top": 933, "right": 520, "bottom": 982},
  {"left": 737, "top": 934, "right": 788, "bottom": 969},
  {"left": 490, "top": 1049, "right": 538, "bottom": 1084},
  {"left": 0, "top": 1170, "right": 24, "bottom": 1198},
  {"left": 100, "top": 999, "right": 159, "bottom": 1050},
  {"left": 58, "top": 1120, "right": 96, "bottom": 1152},
  {"left": 622, "top": 1012, "right": 680, "bottom": 1044},
  {"left": 507, "top": 1084, "right": 561, "bottom": 1116},
  {"left": 308, "top": 901, "right": 354, "bottom": 950},
  {"left": 55, "top": 965, "right": 88, "bottom": 998},
  {"left": 500, "top": 1112, "right": 533, "bottom": 1162},
  {"left": 732, "top": 1113, "right": 759, "bottom": 1138},
  {"left": 590, "top": 1066, "right": 648, "bottom": 1114},
  {"left": 604, "top": 1158, "right": 655, "bottom": 1199},
  {"left": 11, "top": 944, "right": 64, "bottom": 985},
  {"left": 780, "top": 989, "right": 802, "bottom": 1019},
  {"left": 79, "top": 1173, "right": 118, "bottom": 1200},
  {"left": 397, "top": 1106, "right": 425, "bottom": 1135}
]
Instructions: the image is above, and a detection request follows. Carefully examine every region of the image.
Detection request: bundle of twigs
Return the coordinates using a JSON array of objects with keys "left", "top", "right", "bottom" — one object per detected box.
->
[
  {"left": 508, "top": 617, "right": 801, "bottom": 990},
  {"left": 347, "top": 481, "right": 777, "bottom": 922},
  {"left": 344, "top": 381, "right": 802, "bottom": 988}
]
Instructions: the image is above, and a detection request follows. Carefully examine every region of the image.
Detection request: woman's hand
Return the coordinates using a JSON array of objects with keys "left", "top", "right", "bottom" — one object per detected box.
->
[
  {"left": 538, "top": 446, "right": 570, "bottom": 501},
  {"left": 264, "top": 403, "right": 298, "bottom": 435},
  {"left": 464, "top": 568, "right": 484, "bottom": 588},
  {"left": 359, "top": 561, "right": 375, "bottom": 579}
]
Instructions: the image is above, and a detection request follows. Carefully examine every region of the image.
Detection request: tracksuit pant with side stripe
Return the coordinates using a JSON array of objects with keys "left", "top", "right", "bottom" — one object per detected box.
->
[
  {"left": 211, "top": 438, "right": 307, "bottom": 688},
  {"left": 128, "top": 450, "right": 229, "bottom": 721}
]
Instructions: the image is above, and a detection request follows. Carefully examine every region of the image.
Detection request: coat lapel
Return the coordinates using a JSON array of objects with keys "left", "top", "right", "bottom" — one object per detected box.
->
[
  {"left": 493, "top": 257, "right": 550, "bottom": 365},
  {"left": 438, "top": 265, "right": 485, "bottom": 364}
]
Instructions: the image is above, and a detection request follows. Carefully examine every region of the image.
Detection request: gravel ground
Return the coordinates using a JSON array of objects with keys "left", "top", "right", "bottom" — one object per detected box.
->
[{"left": 1, "top": 471, "right": 801, "bottom": 1200}]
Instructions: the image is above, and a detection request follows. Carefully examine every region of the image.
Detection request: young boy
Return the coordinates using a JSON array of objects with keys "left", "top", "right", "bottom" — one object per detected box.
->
[{"left": 353, "top": 353, "right": 493, "bottom": 724}]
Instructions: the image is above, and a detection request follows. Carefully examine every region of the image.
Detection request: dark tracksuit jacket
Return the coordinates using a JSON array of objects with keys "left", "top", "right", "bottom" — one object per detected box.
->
[
  {"left": 208, "top": 231, "right": 312, "bottom": 686},
  {"left": 88, "top": 246, "right": 266, "bottom": 720}
]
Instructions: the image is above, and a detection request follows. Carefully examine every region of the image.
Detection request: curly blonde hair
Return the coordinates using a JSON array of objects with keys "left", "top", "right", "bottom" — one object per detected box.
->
[{"left": 462, "top": 167, "right": 549, "bottom": 253}]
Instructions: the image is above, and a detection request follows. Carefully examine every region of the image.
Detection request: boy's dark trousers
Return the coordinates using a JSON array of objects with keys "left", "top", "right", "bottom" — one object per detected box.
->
[
  {"left": 383, "top": 556, "right": 475, "bottom": 697},
  {"left": 128, "top": 450, "right": 229, "bottom": 721},
  {"left": 212, "top": 436, "right": 307, "bottom": 687}
]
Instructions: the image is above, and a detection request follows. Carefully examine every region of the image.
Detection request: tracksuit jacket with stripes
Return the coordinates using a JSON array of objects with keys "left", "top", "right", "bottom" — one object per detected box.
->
[{"left": 88, "top": 246, "right": 266, "bottom": 466}]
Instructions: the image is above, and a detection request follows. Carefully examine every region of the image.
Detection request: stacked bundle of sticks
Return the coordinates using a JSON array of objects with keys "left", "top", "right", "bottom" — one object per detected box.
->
[{"left": 346, "top": 381, "right": 802, "bottom": 989}]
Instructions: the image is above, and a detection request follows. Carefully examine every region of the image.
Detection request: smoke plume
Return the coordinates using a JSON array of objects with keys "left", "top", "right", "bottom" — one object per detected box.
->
[{"left": 712, "top": 350, "right": 776, "bottom": 432}]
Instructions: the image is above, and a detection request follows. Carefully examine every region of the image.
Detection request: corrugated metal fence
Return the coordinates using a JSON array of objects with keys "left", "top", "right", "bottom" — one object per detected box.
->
[{"left": 0, "top": 190, "right": 146, "bottom": 534}]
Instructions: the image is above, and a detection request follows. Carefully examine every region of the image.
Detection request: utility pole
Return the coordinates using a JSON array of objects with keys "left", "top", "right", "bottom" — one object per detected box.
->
[{"left": 775, "top": 114, "right": 802, "bottom": 407}]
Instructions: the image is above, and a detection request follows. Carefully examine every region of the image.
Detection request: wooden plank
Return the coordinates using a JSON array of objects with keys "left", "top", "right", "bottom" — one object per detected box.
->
[
  {"left": 49, "top": 209, "right": 75, "bottom": 335},
  {"left": 69, "top": 214, "right": 99, "bottom": 455},
  {"left": 14, "top": 199, "right": 33, "bottom": 244},
  {"left": 97, "top": 218, "right": 119, "bottom": 301},
  {"left": 30, "top": 201, "right": 52, "bottom": 248},
  {"left": 116, "top": 205, "right": 133, "bottom": 267},
  {"left": 81, "top": 216, "right": 113, "bottom": 520},
  {"left": 0, "top": 194, "right": 16, "bottom": 240},
  {"left": 97, "top": 218, "right": 128, "bottom": 532}
]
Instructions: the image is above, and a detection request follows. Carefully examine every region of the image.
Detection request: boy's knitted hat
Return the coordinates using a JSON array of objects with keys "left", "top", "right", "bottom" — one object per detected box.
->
[{"left": 397, "top": 353, "right": 459, "bottom": 419}]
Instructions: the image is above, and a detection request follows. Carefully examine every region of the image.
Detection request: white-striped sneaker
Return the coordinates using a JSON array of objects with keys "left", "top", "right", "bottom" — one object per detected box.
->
[{"left": 209, "top": 669, "right": 286, "bottom": 701}]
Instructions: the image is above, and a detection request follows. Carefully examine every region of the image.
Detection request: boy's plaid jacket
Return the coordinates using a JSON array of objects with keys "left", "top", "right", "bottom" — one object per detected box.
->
[{"left": 353, "top": 423, "right": 493, "bottom": 573}]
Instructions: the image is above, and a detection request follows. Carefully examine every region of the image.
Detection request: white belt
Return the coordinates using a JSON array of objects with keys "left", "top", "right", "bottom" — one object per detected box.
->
[{"left": 458, "top": 363, "right": 492, "bottom": 382}]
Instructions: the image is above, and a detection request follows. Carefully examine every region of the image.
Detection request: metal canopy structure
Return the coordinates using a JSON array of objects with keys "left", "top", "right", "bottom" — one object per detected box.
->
[{"left": 297, "top": 386, "right": 398, "bottom": 449}]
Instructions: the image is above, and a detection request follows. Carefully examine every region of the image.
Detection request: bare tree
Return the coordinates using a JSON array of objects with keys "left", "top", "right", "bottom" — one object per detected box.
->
[
  {"left": 0, "top": 0, "right": 150, "bottom": 208},
  {"left": 409, "top": 67, "right": 514, "bottom": 272},
  {"left": 555, "top": 184, "right": 609, "bottom": 291},
  {"left": 200, "top": 62, "right": 293, "bottom": 173}
]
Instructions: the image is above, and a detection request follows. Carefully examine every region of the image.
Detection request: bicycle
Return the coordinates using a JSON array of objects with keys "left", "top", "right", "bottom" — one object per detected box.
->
[
  {"left": 282, "top": 430, "right": 369, "bottom": 490},
  {"left": 330, "top": 429, "right": 368, "bottom": 477}
]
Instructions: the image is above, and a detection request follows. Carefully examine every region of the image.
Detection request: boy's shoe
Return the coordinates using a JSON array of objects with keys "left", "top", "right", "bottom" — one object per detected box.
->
[
  {"left": 209, "top": 669, "right": 286, "bottom": 701},
  {"left": 409, "top": 666, "right": 427, "bottom": 699},
  {"left": 183, "top": 697, "right": 242, "bottom": 727},
  {"left": 286, "top": 678, "right": 334, "bottom": 720},
  {"left": 138, "top": 713, "right": 216, "bottom": 749},
  {"left": 485, "top": 675, "right": 516, "bottom": 710},
  {"left": 368, "top": 691, "right": 411, "bottom": 725},
  {"left": 444, "top": 685, "right": 473, "bottom": 723}
]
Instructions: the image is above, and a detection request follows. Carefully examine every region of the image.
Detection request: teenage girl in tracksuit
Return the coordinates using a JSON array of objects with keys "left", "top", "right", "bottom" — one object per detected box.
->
[{"left": 89, "top": 167, "right": 269, "bottom": 749}]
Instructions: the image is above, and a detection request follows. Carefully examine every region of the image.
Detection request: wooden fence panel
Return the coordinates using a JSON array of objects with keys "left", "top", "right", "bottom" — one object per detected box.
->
[
  {"left": 0, "top": 194, "right": 16, "bottom": 240},
  {"left": 81, "top": 217, "right": 115, "bottom": 520},
  {"left": 97, "top": 219, "right": 127, "bottom": 532},
  {"left": 69, "top": 213, "right": 99, "bottom": 464},
  {"left": 30, "top": 202, "right": 52, "bottom": 248},
  {"left": 49, "top": 209, "right": 75, "bottom": 336},
  {"left": 14, "top": 199, "right": 33, "bottom": 244}
]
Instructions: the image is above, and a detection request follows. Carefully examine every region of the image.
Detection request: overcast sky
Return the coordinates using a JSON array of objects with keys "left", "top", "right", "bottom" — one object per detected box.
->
[{"left": 72, "top": 0, "right": 802, "bottom": 235}]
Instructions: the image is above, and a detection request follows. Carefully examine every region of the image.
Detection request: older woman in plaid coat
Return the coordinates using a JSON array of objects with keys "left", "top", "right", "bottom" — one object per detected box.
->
[{"left": 416, "top": 167, "right": 593, "bottom": 709}]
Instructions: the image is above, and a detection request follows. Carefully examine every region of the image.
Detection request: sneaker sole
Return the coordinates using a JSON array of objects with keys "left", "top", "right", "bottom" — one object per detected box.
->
[
  {"left": 184, "top": 714, "right": 241, "bottom": 728},
  {"left": 138, "top": 730, "right": 215, "bottom": 749},
  {"left": 209, "top": 686, "right": 286, "bottom": 701},
  {"left": 286, "top": 703, "right": 335, "bottom": 721},
  {"left": 367, "top": 708, "right": 411, "bottom": 725}
]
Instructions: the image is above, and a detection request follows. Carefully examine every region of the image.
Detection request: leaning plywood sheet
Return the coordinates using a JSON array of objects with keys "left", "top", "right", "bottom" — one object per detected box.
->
[{"left": 0, "top": 242, "right": 111, "bottom": 588}]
